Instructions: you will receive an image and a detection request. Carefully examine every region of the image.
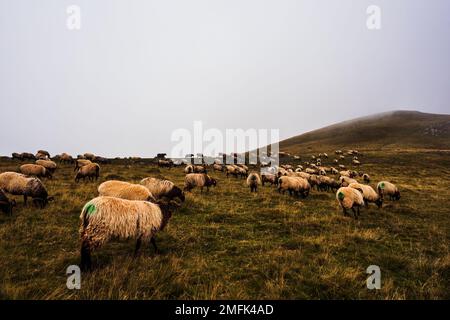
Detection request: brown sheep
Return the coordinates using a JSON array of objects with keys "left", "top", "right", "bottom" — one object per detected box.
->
[{"left": 75, "top": 163, "right": 100, "bottom": 182}]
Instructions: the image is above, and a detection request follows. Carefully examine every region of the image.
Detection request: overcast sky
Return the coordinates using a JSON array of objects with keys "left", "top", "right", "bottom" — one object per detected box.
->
[{"left": 1, "top": 0, "right": 449, "bottom": 157}]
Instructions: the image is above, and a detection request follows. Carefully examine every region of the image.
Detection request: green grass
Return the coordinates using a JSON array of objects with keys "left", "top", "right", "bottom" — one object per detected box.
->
[{"left": 0, "top": 150, "right": 449, "bottom": 299}]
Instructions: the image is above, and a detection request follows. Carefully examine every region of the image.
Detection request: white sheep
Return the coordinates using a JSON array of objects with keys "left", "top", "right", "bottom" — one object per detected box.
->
[
  {"left": 140, "top": 177, "right": 185, "bottom": 202},
  {"left": 246, "top": 172, "right": 261, "bottom": 192},
  {"left": 0, "top": 172, "right": 53, "bottom": 208},
  {"left": 98, "top": 180, "right": 156, "bottom": 202},
  {"left": 348, "top": 182, "right": 383, "bottom": 208},
  {"left": 377, "top": 181, "right": 400, "bottom": 201},
  {"left": 184, "top": 173, "right": 217, "bottom": 193},
  {"left": 79, "top": 196, "right": 178, "bottom": 270},
  {"left": 336, "top": 187, "right": 364, "bottom": 219}
]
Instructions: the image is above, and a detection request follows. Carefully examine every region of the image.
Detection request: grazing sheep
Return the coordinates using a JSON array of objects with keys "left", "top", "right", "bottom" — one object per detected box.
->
[
  {"left": 158, "top": 159, "right": 173, "bottom": 169},
  {"left": 349, "top": 182, "right": 383, "bottom": 208},
  {"left": 193, "top": 165, "right": 207, "bottom": 173},
  {"left": 184, "top": 173, "right": 217, "bottom": 193},
  {"left": 377, "top": 181, "right": 400, "bottom": 201},
  {"left": 278, "top": 176, "right": 310, "bottom": 198},
  {"left": 339, "top": 176, "right": 358, "bottom": 187},
  {"left": 59, "top": 153, "right": 74, "bottom": 164},
  {"left": 94, "top": 156, "right": 110, "bottom": 164},
  {"left": 12, "top": 152, "right": 23, "bottom": 160},
  {"left": 36, "top": 150, "right": 50, "bottom": 160},
  {"left": 84, "top": 153, "right": 96, "bottom": 161},
  {"left": 336, "top": 187, "right": 364, "bottom": 219},
  {"left": 289, "top": 171, "right": 311, "bottom": 180},
  {"left": 308, "top": 174, "right": 320, "bottom": 190},
  {"left": 79, "top": 196, "right": 178, "bottom": 270},
  {"left": 213, "top": 164, "right": 223, "bottom": 172},
  {"left": 140, "top": 177, "right": 185, "bottom": 202},
  {"left": 331, "top": 167, "right": 339, "bottom": 175},
  {"left": 225, "top": 165, "right": 239, "bottom": 178},
  {"left": 352, "top": 159, "right": 361, "bottom": 166},
  {"left": 235, "top": 166, "right": 248, "bottom": 178},
  {"left": 98, "top": 180, "right": 156, "bottom": 202},
  {"left": 338, "top": 164, "right": 346, "bottom": 169},
  {"left": 335, "top": 150, "right": 343, "bottom": 155},
  {"left": 317, "top": 176, "right": 339, "bottom": 192},
  {"left": 184, "top": 165, "right": 194, "bottom": 174},
  {"left": 74, "top": 159, "right": 92, "bottom": 171},
  {"left": 0, "top": 189, "right": 16, "bottom": 215},
  {"left": 75, "top": 163, "right": 100, "bottom": 182},
  {"left": 0, "top": 172, "right": 53, "bottom": 208},
  {"left": 363, "top": 173, "right": 371, "bottom": 183},
  {"left": 35, "top": 159, "right": 57, "bottom": 173},
  {"left": 305, "top": 168, "right": 316, "bottom": 174},
  {"left": 20, "top": 152, "right": 36, "bottom": 160},
  {"left": 261, "top": 173, "right": 278, "bottom": 186},
  {"left": 340, "top": 170, "right": 353, "bottom": 178},
  {"left": 246, "top": 172, "right": 261, "bottom": 192},
  {"left": 20, "top": 164, "right": 52, "bottom": 179}
]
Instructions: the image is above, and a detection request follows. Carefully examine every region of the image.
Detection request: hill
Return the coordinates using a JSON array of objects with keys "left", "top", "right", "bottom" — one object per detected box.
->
[{"left": 279, "top": 110, "right": 450, "bottom": 154}]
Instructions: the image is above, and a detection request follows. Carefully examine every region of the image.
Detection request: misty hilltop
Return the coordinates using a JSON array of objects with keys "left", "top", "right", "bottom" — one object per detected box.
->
[{"left": 279, "top": 110, "right": 450, "bottom": 154}]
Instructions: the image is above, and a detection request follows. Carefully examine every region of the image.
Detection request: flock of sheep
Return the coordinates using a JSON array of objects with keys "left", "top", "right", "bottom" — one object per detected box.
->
[{"left": 0, "top": 148, "right": 401, "bottom": 271}]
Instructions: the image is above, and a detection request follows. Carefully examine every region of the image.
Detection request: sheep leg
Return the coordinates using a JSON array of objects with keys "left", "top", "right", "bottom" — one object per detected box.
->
[
  {"left": 134, "top": 236, "right": 142, "bottom": 258},
  {"left": 80, "top": 241, "right": 92, "bottom": 271},
  {"left": 23, "top": 195, "right": 27, "bottom": 205},
  {"left": 351, "top": 207, "right": 358, "bottom": 219},
  {"left": 150, "top": 237, "right": 159, "bottom": 254}
]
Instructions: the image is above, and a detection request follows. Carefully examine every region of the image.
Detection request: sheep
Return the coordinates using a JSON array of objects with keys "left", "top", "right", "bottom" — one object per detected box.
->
[
  {"left": 305, "top": 168, "right": 316, "bottom": 174},
  {"left": 193, "top": 165, "right": 207, "bottom": 173},
  {"left": 323, "top": 153, "right": 328, "bottom": 158},
  {"left": 20, "top": 164, "right": 52, "bottom": 179},
  {"left": 277, "top": 167, "right": 289, "bottom": 177},
  {"left": 317, "top": 176, "right": 339, "bottom": 192},
  {"left": 377, "top": 181, "right": 400, "bottom": 201},
  {"left": 336, "top": 187, "right": 364, "bottom": 219},
  {"left": 335, "top": 150, "right": 343, "bottom": 155},
  {"left": 261, "top": 173, "right": 278, "bottom": 186},
  {"left": 349, "top": 182, "right": 383, "bottom": 208},
  {"left": 12, "top": 152, "right": 23, "bottom": 160},
  {"left": 35, "top": 159, "right": 57, "bottom": 174},
  {"left": 363, "top": 173, "right": 371, "bottom": 183},
  {"left": 235, "top": 166, "right": 248, "bottom": 178},
  {"left": 278, "top": 176, "right": 310, "bottom": 198},
  {"left": 98, "top": 180, "right": 156, "bottom": 202},
  {"left": 352, "top": 159, "right": 361, "bottom": 166},
  {"left": 338, "top": 164, "right": 346, "bottom": 169},
  {"left": 225, "top": 165, "right": 239, "bottom": 178},
  {"left": 289, "top": 171, "right": 311, "bottom": 180},
  {"left": 21, "top": 152, "right": 36, "bottom": 160},
  {"left": 75, "top": 163, "right": 100, "bottom": 182},
  {"left": 59, "top": 153, "right": 74, "bottom": 164},
  {"left": 84, "top": 153, "right": 96, "bottom": 161},
  {"left": 339, "top": 176, "right": 358, "bottom": 187},
  {"left": 140, "top": 177, "right": 185, "bottom": 202},
  {"left": 94, "top": 156, "right": 110, "bottom": 164},
  {"left": 308, "top": 174, "right": 320, "bottom": 190},
  {"left": 0, "top": 189, "right": 16, "bottom": 215},
  {"left": 0, "top": 172, "right": 53, "bottom": 208},
  {"left": 246, "top": 172, "right": 261, "bottom": 192},
  {"left": 79, "top": 196, "right": 178, "bottom": 270},
  {"left": 74, "top": 159, "right": 92, "bottom": 171},
  {"left": 184, "top": 164, "right": 194, "bottom": 174},
  {"left": 184, "top": 173, "right": 217, "bottom": 193},
  {"left": 331, "top": 167, "right": 339, "bottom": 175},
  {"left": 36, "top": 150, "right": 50, "bottom": 160},
  {"left": 158, "top": 159, "right": 173, "bottom": 169},
  {"left": 213, "top": 164, "right": 223, "bottom": 172}
]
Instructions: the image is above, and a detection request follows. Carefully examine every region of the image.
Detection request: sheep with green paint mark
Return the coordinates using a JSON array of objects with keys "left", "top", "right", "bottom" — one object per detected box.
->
[
  {"left": 336, "top": 187, "right": 364, "bottom": 219},
  {"left": 79, "top": 196, "right": 178, "bottom": 270},
  {"left": 377, "top": 181, "right": 400, "bottom": 201}
]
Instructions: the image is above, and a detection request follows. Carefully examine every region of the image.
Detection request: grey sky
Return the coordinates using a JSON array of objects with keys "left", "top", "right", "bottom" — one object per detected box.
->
[{"left": 1, "top": 0, "right": 449, "bottom": 157}]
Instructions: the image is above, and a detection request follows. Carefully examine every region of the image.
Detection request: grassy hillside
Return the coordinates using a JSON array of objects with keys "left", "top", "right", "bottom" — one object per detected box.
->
[
  {"left": 280, "top": 111, "right": 450, "bottom": 154},
  {"left": 0, "top": 150, "right": 449, "bottom": 299}
]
